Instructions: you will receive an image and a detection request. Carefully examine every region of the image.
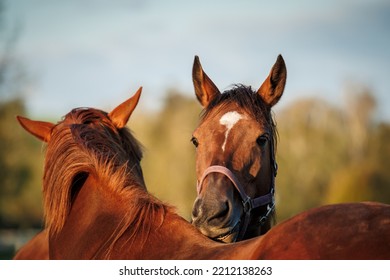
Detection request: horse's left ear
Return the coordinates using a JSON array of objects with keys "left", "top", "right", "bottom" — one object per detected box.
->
[
  {"left": 17, "top": 116, "right": 55, "bottom": 142},
  {"left": 108, "top": 87, "right": 142, "bottom": 129},
  {"left": 257, "top": 55, "right": 287, "bottom": 107}
]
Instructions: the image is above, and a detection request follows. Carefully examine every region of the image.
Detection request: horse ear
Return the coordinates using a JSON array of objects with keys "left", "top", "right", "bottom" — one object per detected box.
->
[
  {"left": 17, "top": 116, "right": 54, "bottom": 142},
  {"left": 192, "top": 56, "right": 220, "bottom": 107},
  {"left": 108, "top": 87, "right": 142, "bottom": 129},
  {"left": 257, "top": 55, "right": 287, "bottom": 107}
]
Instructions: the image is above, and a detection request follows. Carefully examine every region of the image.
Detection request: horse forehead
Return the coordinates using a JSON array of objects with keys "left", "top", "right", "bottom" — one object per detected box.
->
[
  {"left": 61, "top": 108, "right": 110, "bottom": 124},
  {"left": 219, "top": 111, "right": 245, "bottom": 128}
]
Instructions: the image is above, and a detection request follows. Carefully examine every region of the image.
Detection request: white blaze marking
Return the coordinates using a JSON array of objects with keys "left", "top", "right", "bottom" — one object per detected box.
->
[{"left": 219, "top": 111, "right": 244, "bottom": 151}]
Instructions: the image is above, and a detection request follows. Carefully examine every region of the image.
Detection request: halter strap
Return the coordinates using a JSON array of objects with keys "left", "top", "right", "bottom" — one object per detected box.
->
[{"left": 196, "top": 165, "right": 274, "bottom": 211}]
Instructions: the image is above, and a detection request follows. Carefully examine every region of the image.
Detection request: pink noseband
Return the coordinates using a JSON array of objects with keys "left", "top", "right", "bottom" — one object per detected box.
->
[{"left": 196, "top": 165, "right": 275, "bottom": 240}]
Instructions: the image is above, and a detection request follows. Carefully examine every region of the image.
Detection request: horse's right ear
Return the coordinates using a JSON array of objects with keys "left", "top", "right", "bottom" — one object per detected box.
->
[
  {"left": 17, "top": 116, "right": 54, "bottom": 142},
  {"left": 192, "top": 56, "right": 220, "bottom": 107},
  {"left": 108, "top": 87, "right": 142, "bottom": 129}
]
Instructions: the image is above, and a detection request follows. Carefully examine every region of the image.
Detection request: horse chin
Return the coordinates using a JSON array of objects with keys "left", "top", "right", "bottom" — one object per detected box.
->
[
  {"left": 212, "top": 222, "right": 241, "bottom": 243},
  {"left": 214, "top": 232, "right": 238, "bottom": 243}
]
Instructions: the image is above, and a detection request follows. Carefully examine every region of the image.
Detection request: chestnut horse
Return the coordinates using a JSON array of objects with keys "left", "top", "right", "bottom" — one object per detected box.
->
[
  {"left": 16, "top": 87, "right": 390, "bottom": 259},
  {"left": 13, "top": 229, "right": 48, "bottom": 260},
  {"left": 191, "top": 55, "right": 285, "bottom": 242}
]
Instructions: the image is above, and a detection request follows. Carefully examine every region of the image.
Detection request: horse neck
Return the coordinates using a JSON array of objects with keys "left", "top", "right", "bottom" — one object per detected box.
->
[
  {"left": 108, "top": 210, "right": 266, "bottom": 260},
  {"left": 119, "top": 212, "right": 219, "bottom": 259},
  {"left": 49, "top": 174, "right": 128, "bottom": 259},
  {"left": 47, "top": 174, "right": 205, "bottom": 259},
  {"left": 49, "top": 174, "right": 265, "bottom": 260}
]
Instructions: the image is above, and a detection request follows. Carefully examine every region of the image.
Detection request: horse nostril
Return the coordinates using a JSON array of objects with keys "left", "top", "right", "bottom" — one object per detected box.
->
[
  {"left": 192, "top": 207, "right": 199, "bottom": 219},
  {"left": 206, "top": 201, "right": 232, "bottom": 228},
  {"left": 211, "top": 202, "right": 230, "bottom": 221},
  {"left": 192, "top": 198, "right": 231, "bottom": 225},
  {"left": 191, "top": 198, "right": 203, "bottom": 219}
]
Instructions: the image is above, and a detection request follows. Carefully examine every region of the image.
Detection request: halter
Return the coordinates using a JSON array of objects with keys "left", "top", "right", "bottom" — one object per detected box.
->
[{"left": 196, "top": 144, "right": 277, "bottom": 241}]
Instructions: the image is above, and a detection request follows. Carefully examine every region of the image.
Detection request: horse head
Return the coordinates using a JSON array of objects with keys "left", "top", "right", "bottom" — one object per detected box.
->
[
  {"left": 17, "top": 87, "right": 144, "bottom": 236},
  {"left": 191, "top": 55, "right": 286, "bottom": 242}
]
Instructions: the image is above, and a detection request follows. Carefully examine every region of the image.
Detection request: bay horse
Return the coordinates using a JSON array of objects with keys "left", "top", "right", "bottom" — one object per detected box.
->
[
  {"left": 191, "top": 55, "right": 285, "bottom": 242},
  {"left": 16, "top": 88, "right": 390, "bottom": 259}
]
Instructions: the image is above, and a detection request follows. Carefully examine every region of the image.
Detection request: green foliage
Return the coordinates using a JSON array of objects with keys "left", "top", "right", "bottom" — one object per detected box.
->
[
  {"left": 131, "top": 90, "right": 202, "bottom": 220},
  {"left": 0, "top": 99, "right": 44, "bottom": 228},
  {"left": 1, "top": 87, "right": 389, "bottom": 228},
  {"left": 275, "top": 90, "right": 390, "bottom": 221},
  {"left": 324, "top": 123, "right": 390, "bottom": 204},
  {"left": 275, "top": 98, "right": 349, "bottom": 219}
]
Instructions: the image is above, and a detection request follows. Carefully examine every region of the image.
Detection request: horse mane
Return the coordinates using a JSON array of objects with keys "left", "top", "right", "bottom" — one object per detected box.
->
[{"left": 42, "top": 108, "right": 169, "bottom": 244}]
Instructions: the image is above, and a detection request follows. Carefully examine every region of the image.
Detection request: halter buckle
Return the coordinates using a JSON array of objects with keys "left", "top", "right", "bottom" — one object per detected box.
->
[
  {"left": 242, "top": 197, "right": 253, "bottom": 213},
  {"left": 259, "top": 202, "right": 275, "bottom": 225}
]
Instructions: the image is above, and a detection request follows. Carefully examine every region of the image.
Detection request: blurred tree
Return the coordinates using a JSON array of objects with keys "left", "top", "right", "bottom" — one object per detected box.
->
[
  {"left": 0, "top": 0, "right": 25, "bottom": 101},
  {"left": 0, "top": 100, "right": 44, "bottom": 228},
  {"left": 0, "top": 0, "right": 43, "bottom": 229},
  {"left": 275, "top": 88, "right": 390, "bottom": 222},
  {"left": 344, "top": 86, "right": 376, "bottom": 161},
  {"left": 275, "top": 97, "right": 348, "bottom": 219},
  {"left": 324, "top": 122, "right": 390, "bottom": 205},
  {"left": 131, "top": 90, "right": 201, "bottom": 220}
]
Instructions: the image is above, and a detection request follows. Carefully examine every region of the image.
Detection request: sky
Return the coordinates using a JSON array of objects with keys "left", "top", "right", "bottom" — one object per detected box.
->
[{"left": 3, "top": 0, "right": 390, "bottom": 120}]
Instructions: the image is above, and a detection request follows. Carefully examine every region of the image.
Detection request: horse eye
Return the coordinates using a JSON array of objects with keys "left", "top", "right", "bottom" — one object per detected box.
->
[
  {"left": 191, "top": 136, "right": 199, "bottom": 148},
  {"left": 256, "top": 135, "right": 268, "bottom": 147}
]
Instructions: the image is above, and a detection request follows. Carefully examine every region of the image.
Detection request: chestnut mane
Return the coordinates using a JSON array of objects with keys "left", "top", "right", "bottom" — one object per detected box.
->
[{"left": 42, "top": 107, "right": 167, "bottom": 239}]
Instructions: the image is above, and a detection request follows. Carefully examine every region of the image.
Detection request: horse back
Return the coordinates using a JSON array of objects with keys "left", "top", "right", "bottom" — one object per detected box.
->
[{"left": 253, "top": 202, "right": 390, "bottom": 259}]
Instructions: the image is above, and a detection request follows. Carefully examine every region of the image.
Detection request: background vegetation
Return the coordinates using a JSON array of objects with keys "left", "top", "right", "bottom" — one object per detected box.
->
[{"left": 2, "top": 85, "right": 390, "bottom": 227}]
